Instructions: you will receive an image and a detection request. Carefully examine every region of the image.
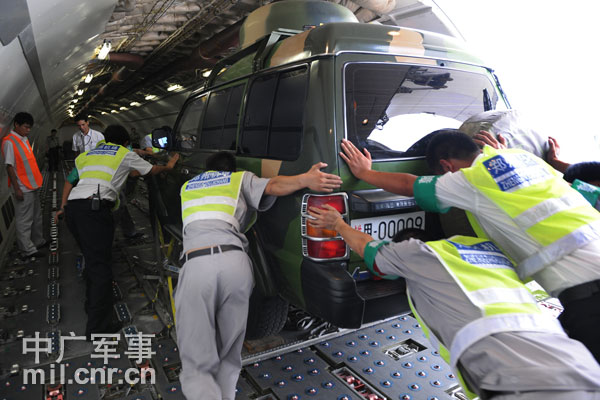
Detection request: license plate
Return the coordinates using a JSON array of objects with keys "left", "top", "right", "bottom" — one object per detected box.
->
[{"left": 351, "top": 211, "right": 425, "bottom": 241}]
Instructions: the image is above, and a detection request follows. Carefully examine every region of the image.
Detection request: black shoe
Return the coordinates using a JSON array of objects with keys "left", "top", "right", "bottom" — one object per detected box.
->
[{"left": 29, "top": 250, "right": 45, "bottom": 258}]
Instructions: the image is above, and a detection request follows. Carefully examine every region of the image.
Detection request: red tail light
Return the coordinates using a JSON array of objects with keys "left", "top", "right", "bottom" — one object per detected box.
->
[
  {"left": 302, "top": 193, "right": 349, "bottom": 261},
  {"left": 307, "top": 239, "right": 347, "bottom": 259},
  {"left": 307, "top": 195, "right": 346, "bottom": 213}
]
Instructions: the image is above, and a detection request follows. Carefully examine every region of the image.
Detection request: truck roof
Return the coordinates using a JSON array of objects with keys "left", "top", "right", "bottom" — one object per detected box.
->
[{"left": 211, "top": 21, "right": 488, "bottom": 87}]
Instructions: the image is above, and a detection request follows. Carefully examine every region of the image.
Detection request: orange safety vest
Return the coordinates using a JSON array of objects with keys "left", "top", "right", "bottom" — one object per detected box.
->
[{"left": 1, "top": 132, "right": 43, "bottom": 189}]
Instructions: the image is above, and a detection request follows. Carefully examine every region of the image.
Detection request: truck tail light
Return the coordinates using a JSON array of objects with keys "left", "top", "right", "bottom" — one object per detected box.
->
[
  {"left": 306, "top": 239, "right": 347, "bottom": 259},
  {"left": 301, "top": 193, "right": 349, "bottom": 261}
]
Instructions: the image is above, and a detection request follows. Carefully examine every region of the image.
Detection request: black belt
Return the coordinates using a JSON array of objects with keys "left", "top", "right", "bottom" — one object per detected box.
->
[
  {"left": 69, "top": 199, "right": 115, "bottom": 208},
  {"left": 558, "top": 279, "right": 600, "bottom": 304},
  {"left": 180, "top": 244, "right": 243, "bottom": 263}
]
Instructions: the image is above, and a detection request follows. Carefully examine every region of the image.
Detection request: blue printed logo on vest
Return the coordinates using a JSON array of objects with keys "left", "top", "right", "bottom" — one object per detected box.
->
[
  {"left": 448, "top": 240, "right": 514, "bottom": 268},
  {"left": 186, "top": 171, "right": 232, "bottom": 191},
  {"left": 87, "top": 144, "right": 119, "bottom": 156},
  {"left": 483, "top": 154, "right": 550, "bottom": 192}
]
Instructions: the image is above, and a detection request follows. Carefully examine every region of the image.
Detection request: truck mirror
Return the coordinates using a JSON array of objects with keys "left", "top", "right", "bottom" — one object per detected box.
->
[{"left": 152, "top": 127, "right": 172, "bottom": 149}]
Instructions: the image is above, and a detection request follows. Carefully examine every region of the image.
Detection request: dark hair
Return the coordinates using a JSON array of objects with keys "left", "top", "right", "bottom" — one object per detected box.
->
[
  {"left": 206, "top": 152, "right": 236, "bottom": 172},
  {"left": 14, "top": 112, "right": 34, "bottom": 126},
  {"left": 74, "top": 113, "right": 88, "bottom": 123},
  {"left": 103, "top": 125, "right": 130, "bottom": 146},
  {"left": 563, "top": 162, "right": 600, "bottom": 184},
  {"left": 392, "top": 228, "right": 433, "bottom": 243},
  {"left": 425, "top": 129, "right": 480, "bottom": 173},
  {"left": 51, "top": 129, "right": 57, "bottom": 133}
]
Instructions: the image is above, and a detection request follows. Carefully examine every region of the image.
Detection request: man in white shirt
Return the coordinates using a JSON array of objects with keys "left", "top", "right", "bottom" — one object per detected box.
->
[
  {"left": 1, "top": 112, "right": 45, "bottom": 260},
  {"left": 72, "top": 114, "right": 104, "bottom": 156}
]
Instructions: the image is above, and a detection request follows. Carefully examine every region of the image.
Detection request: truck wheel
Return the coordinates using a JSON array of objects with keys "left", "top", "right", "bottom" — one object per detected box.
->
[{"left": 245, "top": 292, "right": 289, "bottom": 340}]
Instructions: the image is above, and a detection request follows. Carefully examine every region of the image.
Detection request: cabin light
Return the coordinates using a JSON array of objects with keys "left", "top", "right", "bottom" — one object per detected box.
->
[
  {"left": 388, "top": 30, "right": 400, "bottom": 36},
  {"left": 362, "top": 118, "right": 369, "bottom": 125},
  {"left": 85, "top": 74, "right": 93, "bottom": 83},
  {"left": 101, "top": 111, "right": 107, "bottom": 115},
  {"left": 145, "top": 94, "right": 157, "bottom": 100},
  {"left": 111, "top": 110, "right": 118, "bottom": 113},
  {"left": 119, "top": 106, "right": 128, "bottom": 111},
  {"left": 130, "top": 101, "right": 141, "bottom": 107},
  {"left": 98, "top": 40, "right": 111, "bottom": 60},
  {"left": 201, "top": 70, "right": 211, "bottom": 78},
  {"left": 167, "top": 84, "right": 183, "bottom": 92},
  {"left": 77, "top": 89, "right": 84, "bottom": 96},
  {"left": 72, "top": 99, "right": 78, "bottom": 103}
]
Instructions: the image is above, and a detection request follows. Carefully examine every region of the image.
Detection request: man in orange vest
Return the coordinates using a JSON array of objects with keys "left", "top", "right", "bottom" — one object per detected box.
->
[{"left": 2, "top": 112, "right": 45, "bottom": 260}]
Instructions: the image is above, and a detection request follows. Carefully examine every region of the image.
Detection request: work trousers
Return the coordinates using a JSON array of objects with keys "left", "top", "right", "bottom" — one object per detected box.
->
[
  {"left": 113, "top": 190, "right": 136, "bottom": 237},
  {"left": 175, "top": 249, "right": 253, "bottom": 400},
  {"left": 558, "top": 290, "right": 600, "bottom": 362},
  {"left": 65, "top": 200, "right": 115, "bottom": 336},
  {"left": 48, "top": 147, "right": 60, "bottom": 171},
  {"left": 14, "top": 189, "right": 44, "bottom": 256}
]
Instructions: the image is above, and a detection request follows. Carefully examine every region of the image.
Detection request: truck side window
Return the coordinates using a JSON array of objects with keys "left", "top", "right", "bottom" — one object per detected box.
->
[
  {"left": 176, "top": 95, "right": 207, "bottom": 150},
  {"left": 241, "top": 66, "right": 308, "bottom": 160},
  {"left": 201, "top": 84, "right": 243, "bottom": 150}
]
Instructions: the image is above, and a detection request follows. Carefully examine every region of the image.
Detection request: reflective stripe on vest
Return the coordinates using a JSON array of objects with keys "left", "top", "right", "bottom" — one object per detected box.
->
[
  {"left": 425, "top": 236, "right": 565, "bottom": 366},
  {"left": 462, "top": 146, "right": 600, "bottom": 278},
  {"left": 75, "top": 142, "right": 129, "bottom": 196},
  {"left": 1, "top": 133, "right": 43, "bottom": 189},
  {"left": 180, "top": 171, "right": 245, "bottom": 231}
]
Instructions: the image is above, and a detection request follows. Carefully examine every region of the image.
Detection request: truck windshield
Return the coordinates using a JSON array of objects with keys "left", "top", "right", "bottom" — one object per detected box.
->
[{"left": 344, "top": 63, "right": 506, "bottom": 160}]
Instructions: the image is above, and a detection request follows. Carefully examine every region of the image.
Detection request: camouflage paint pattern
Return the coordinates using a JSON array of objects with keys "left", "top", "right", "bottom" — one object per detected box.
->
[{"left": 239, "top": 0, "right": 358, "bottom": 48}]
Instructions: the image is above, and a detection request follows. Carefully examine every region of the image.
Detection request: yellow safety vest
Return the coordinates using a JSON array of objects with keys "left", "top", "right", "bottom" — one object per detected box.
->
[
  {"left": 75, "top": 140, "right": 129, "bottom": 206},
  {"left": 461, "top": 146, "right": 600, "bottom": 278},
  {"left": 180, "top": 171, "right": 245, "bottom": 231},
  {"left": 408, "top": 236, "right": 565, "bottom": 399}
]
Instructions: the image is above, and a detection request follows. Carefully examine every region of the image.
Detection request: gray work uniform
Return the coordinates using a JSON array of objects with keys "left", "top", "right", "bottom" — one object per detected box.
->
[
  {"left": 372, "top": 239, "right": 600, "bottom": 399},
  {"left": 2, "top": 131, "right": 44, "bottom": 256},
  {"left": 175, "top": 172, "right": 275, "bottom": 400}
]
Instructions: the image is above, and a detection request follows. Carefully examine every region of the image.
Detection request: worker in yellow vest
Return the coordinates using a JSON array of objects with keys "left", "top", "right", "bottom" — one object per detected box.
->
[
  {"left": 56, "top": 125, "right": 179, "bottom": 338},
  {"left": 1, "top": 112, "right": 45, "bottom": 260},
  {"left": 309, "top": 206, "right": 600, "bottom": 400},
  {"left": 340, "top": 130, "right": 600, "bottom": 361},
  {"left": 140, "top": 132, "right": 160, "bottom": 155},
  {"left": 176, "top": 151, "right": 342, "bottom": 400}
]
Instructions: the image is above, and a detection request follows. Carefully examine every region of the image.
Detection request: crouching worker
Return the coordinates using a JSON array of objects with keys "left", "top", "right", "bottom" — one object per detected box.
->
[
  {"left": 175, "top": 152, "right": 342, "bottom": 400},
  {"left": 56, "top": 125, "right": 179, "bottom": 339},
  {"left": 308, "top": 205, "right": 600, "bottom": 400}
]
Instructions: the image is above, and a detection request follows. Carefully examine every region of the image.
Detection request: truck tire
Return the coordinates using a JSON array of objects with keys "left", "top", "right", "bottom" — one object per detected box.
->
[{"left": 245, "top": 292, "right": 289, "bottom": 340}]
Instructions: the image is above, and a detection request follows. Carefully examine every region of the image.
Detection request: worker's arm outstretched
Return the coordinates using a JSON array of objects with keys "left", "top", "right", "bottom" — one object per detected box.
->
[
  {"left": 308, "top": 204, "right": 373, "bottom": 257},
  {"left": 264, "top": 162, "right": 343, "bottom": 196},
  {"left": 146, "top": 152, "right": 180, "bottom": 175},
  {"left": 340, "top": 139, "right": 417, "bottom": 196}
]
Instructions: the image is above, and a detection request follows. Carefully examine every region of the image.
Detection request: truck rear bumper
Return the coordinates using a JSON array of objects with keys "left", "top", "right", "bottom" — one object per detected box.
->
[{"left": 301, "top": 259, "right": 410, "bottom": 328}]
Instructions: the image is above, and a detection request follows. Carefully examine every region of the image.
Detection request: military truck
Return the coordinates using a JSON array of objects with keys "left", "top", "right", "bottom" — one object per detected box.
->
[{"left": 150, "top": 0, "right": 509, "bottom": 338}]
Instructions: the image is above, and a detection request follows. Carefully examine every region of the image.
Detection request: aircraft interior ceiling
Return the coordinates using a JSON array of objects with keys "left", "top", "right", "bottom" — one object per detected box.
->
[{"left": 0, "top": 0, "right": 460, "bottom": 142}]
